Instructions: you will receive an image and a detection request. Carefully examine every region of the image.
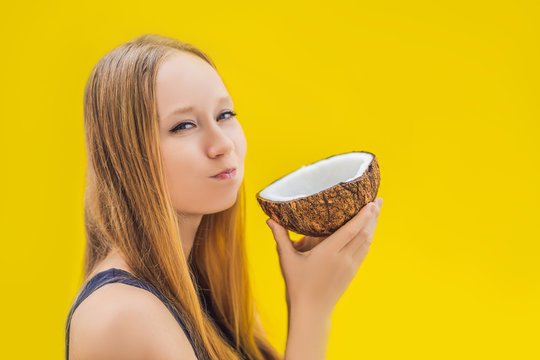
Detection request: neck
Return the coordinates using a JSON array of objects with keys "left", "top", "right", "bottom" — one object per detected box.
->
[{"left": 177, "top": 212, "right": 203, "bottom": 261}]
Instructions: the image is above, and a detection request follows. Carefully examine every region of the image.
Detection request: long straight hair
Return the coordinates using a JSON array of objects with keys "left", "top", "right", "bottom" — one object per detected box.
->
[{"left": 81, "top": 33, "right": 282, "bottom": 360}]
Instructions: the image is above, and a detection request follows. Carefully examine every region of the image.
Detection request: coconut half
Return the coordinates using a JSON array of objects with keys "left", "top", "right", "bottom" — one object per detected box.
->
[{"left": 256, "top": 151, "right": 380, "bottom": 237}]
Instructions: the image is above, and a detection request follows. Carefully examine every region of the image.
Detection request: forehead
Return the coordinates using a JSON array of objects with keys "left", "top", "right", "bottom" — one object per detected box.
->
[{"left": 155, "top": 51, "right": 229, "bottom": 115}]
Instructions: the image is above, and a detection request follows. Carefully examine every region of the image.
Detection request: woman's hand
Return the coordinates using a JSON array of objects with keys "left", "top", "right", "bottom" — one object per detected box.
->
[
  {"left": 266, "top": 197, "right": 383, "bottom": 316},
  {"left": 292, "top": 235, "right": 329, "bottom": 253}
]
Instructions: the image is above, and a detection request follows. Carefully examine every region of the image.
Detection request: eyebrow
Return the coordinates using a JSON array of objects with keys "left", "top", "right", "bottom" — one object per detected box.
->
[{"left": 164, "top": 96, "right": 232, "bottom": 121}]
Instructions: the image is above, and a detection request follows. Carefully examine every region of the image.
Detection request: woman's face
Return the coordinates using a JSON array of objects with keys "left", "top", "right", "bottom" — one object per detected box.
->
[{"left": 155, "top": 50, "right": 247, "bottom": 215}]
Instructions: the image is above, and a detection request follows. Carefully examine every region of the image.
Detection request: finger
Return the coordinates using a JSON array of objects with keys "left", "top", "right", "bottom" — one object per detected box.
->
[
  {"left": 350, "top": 207, "right": 382, "bottom": 263},
  {"left": 297, "top": 236, "right": 322, "bottom": 252},
  {"left": 340, "top": 200, "right": 381, "bottom": 253},
  {"left": 303, "top": 235, "right": 328, "bottom": 252},
  {"left": 266, "top": 219, "right": 296, "bottom": 255},
  {"left": 292, "top": 236, "right": 314, "bottom": 252},
  {"left": 317, "top": 199, "right": 381, "bottom": 254},
  {"left": 293, "top": 236, "right": 308, "bottom": 251}
]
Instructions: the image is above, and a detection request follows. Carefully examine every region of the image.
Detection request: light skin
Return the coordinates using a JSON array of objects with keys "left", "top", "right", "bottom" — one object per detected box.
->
[
  {"left": 155, "top": 50, "right": 247, "bottom": 260},
  {"left": 267, "top": 197, "right": 383, "bottom": 360},
  {"left": 87, "top": 50, "right": 247, "bottom": 277},
  {"left": 80, "top": 48, "right": 383, "bottom": 360},
  {"left": 73, "top": 54, "right": 248, "bottom": 358}
]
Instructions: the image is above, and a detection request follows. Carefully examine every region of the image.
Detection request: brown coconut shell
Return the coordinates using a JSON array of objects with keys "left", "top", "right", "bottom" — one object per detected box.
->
[{"left": 256, "top": 151, "right": 380, "bottom": 237}]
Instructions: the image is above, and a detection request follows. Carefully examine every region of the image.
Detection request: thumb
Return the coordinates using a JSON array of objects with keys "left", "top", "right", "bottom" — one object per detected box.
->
[{"left": 266, "top": 219, "right": 295, "bottom": 255}]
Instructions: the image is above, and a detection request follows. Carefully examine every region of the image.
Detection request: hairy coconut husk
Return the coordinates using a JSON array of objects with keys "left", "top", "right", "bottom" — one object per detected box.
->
[{"left": 256, "top": 151, "right": 380, "bottom": 236}]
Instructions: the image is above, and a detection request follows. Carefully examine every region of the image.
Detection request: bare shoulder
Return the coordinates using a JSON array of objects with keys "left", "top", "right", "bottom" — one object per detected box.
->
[{"left": 69, "top": 282, "right": 198, "bottom": 360}]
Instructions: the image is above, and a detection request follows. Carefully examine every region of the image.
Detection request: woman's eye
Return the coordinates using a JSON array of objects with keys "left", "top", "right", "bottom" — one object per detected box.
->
[
  {"left": 219, "top": 110, "right": 237, "bottom": 120},
  {"left": 170, "top": 111, "right": 237, "bottom": 133},
  {"left": 172, "top": 122, "right": 195, "bottom": 132}
]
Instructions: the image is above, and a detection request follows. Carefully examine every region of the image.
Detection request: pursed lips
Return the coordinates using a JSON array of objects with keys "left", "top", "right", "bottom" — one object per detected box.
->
[{"left": 210, "top": 167, "right": 236, "bottom": 177}]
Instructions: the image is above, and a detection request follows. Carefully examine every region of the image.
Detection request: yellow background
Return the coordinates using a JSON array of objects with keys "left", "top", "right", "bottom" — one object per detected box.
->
[{"left": 1, "top": 1, "right": 538, "bottom": 359}]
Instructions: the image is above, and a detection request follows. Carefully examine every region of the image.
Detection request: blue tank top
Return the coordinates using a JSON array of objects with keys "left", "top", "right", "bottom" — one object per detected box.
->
[{"left": 64, "top": 268, "right": 200, "bottom": 359}]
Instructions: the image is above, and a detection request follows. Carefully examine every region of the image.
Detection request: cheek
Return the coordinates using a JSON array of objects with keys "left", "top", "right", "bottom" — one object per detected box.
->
[
  {"left": 160, "top": 144, "right": 198, "bottom": 195},
  {"left": 234, "top": 125, "right": 247, "bottom": 159}
]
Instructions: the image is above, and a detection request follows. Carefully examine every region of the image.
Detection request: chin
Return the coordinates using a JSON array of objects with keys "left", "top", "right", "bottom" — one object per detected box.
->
[{"left": 210, "top": 190, "right": 240, "bottom": 213}]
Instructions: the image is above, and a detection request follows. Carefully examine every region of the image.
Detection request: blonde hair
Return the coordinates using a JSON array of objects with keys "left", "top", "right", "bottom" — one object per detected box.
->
[{"left": 82, "top": 33, "right": 282, "bottom": 359}]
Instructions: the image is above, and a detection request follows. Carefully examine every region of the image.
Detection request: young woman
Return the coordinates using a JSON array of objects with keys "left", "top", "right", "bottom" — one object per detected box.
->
[{"left": 65, "top": 33, "right": 383, "bottom": 360}]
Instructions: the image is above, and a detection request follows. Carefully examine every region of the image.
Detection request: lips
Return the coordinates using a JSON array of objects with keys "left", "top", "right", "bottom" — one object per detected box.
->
[{"left": 211, "top": 167, "right": 236, "bottom": 177}]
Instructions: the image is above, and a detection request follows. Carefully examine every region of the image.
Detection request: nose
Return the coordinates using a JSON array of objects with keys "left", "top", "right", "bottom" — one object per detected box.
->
[{"left": 206, "top": 122, "right": 235, "bottom": 159}]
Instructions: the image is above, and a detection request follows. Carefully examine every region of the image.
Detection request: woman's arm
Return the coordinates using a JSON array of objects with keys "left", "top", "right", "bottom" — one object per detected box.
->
[
  {"left": 284, "top": 301, "right": 332, "bottom": 360},
  {"left": 266, "top": 198, "right": 384, "bottom": 359}
]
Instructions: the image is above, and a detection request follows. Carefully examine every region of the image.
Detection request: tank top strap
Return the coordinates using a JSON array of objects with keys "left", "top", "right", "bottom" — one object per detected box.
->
[{"left": 65, "top": 268, "right": 199, "bottom": 360}]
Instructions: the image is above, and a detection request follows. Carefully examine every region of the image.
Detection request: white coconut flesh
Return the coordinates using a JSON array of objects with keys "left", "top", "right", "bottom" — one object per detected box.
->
[{"left": 259, "top": 152, "right": 373, "bottom": 202}]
